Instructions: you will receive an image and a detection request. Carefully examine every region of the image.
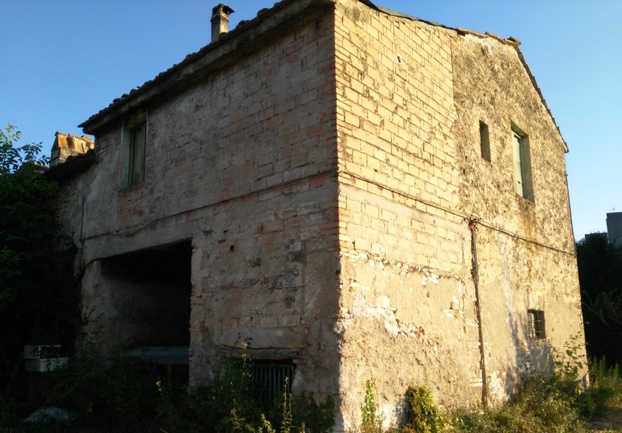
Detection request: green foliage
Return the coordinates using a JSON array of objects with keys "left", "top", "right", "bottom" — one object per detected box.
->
[
  {"left": 280, "top": 378, "right": 293, "bottom": 433},
  {"left": 582, "top": 288, "right": 622, "bottom": 360},
  {"left": 576, "top": 233, "right": 622, "bottom": 300},
  {"left": 449, "top": 355, "right": 622, "bottom": 433},
  {"left": 589, "top": 357, "right": 621, "bottom": 394},
  {"left": 157, "top": 358, "right": 333, "bottom": 433},
  {"left": 516, "top": 375, "right": 583, "bottom": 426},
  {"left": 553, "top": 333, "right": 586, "bottom": 381},
  {"left": 580, "top": 357, "right": 622, "bottom": 417},
  {"left": 156, "top": 356, "right": 263, "bottom": 433},
  {"left": 404, "top": 386, "right": 444, "bottom": 433},
  {"left": 45, "top": 350, "right": 159, "bottom": 431},
  {"left": 0, "top": 124, "right": 58, "bottom": 312},
  {"left": 11, "top": 354, "right": 622, "bottom": 433},
  {"left": 0, "top": 123, "right": 79, "bottom": 406},
  {"left": 457, "top": 362, "right": 620, "bottom": 432},
  {"left": 361, "top": 380, "right": 382, "bottom": 433},
  {"left": 43, "top": 345, "right": 335, "bottom": 433},
  {"left": 576, "top": 233, "right": 622, "bottom": 364},
  {"left": 451, "top": 374, "right": 588, "bottom": 433},
  {"left": 290, "top": 393, "right": 334, "bottom": 433}
]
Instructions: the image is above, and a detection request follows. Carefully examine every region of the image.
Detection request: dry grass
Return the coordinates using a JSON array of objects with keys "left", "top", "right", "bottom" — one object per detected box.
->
[{"left": 589, "top": 401, "right": 622, "bottom": 431}]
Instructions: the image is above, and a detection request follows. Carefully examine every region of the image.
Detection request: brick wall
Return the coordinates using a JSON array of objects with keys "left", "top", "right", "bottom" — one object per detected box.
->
[
  {"left": 55, "top": 1, "right": 585, "bottom": 430},
  {"left": 332, "top": 0, "right": 584, "bottom": 428},
  {"left": 61, "top": 4, "right": 343, "bottom": 399}
]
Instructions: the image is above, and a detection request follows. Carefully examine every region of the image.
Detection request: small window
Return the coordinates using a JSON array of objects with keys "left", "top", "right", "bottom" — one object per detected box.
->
[
  {"left": 253, "top": 360, "right": 295, "bottom": 405},
  {"left": 512, "top": 125, "right": 533, "bottom": 201},
  {"left": 128, "top": 122, "right": 146, "bottom": 186},
  {"left": 528, "top": 310, "right": 546, "bottom": 339},
  {"left": 479, "top": 121, "right": 490, "bottom": 161}
]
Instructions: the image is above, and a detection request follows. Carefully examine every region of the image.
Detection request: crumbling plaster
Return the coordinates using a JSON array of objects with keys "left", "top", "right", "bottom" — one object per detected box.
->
[
  {"left": 332, "top": 0, "right": 585, "bottom": 428},
  {"left": 60, "top": 2, "right": 343, "bottom": 401},
  {"left": 52, "top": 0, "right": 586, "bottom": 431}
]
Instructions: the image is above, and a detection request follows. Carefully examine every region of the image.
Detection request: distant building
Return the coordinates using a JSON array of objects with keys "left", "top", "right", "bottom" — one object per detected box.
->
[
  {"left": 50, "top": 132, "right": 94, "bottom": 167},
  {"left": 48, "top": 0, "right": 586, "bottom": 429},
  {"left": 607, "top": 212, "right": 622, "bottom": 249}
]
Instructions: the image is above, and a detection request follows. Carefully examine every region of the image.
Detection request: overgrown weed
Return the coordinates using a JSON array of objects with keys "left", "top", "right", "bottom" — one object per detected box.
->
[
  {"left": 379, "top": 370, "right": 611, "bottom": 433},
  {"left": 8, "top": 348, "right": 622, "bottom": 433},
  {"left": 361, "top": 380, "right": 382, "bottom": 433},
  {"left": 31, "top": 346, "right": 334, "bottom": 433},
  {"left": 446, "top": 374, "right": 587, "bottom": 432},
  {"left": 404, "top": 386, "right": 444, "bottom": 433},
  {"left": 582, "top": 357, "right": 622, "bottom": 417}
]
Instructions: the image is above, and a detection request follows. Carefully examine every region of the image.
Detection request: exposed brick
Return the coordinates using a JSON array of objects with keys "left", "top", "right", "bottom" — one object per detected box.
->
[{"left": 59, "top": 0, "right": 585, "bottom": 429}]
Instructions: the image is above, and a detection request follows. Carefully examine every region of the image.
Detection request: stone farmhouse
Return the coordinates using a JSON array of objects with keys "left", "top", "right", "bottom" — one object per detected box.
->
[{"left": 49, "top": 0, "right": 587, "bottom": 429}]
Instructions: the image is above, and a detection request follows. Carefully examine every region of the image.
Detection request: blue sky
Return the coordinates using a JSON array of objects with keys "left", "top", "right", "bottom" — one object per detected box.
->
[{"left": 1, "top": 0, "right": 620, "bottom": 240}]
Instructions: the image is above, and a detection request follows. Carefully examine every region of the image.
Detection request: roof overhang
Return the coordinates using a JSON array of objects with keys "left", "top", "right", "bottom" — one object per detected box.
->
[
  {"left": 80, "top": 0, "right": 568, "bottom": 153},
  {"left": 80, "top": 0, "right": 337, "bottom": 135}
]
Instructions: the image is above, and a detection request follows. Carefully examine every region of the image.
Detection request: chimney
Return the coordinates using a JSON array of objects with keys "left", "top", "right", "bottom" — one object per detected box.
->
[
  {"left": 211, "top": 4, "right": 234, "bottom": 42},
  {"left": 50, "top": 132, "right": 94, "bottom": 167}
]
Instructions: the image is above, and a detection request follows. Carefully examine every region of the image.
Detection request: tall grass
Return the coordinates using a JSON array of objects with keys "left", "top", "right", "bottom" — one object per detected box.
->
[
  {"left": 5, "top": 354, "right": 622, "bottom": 433},
  {"left": 450, "top": 374, "right": 588, "bottom": 433},
  {"left": 395, "top": 359, "right": 622, "bottom": 433},
  {"left": 16, "top": 349, "right": 334, "bottom": 433}
]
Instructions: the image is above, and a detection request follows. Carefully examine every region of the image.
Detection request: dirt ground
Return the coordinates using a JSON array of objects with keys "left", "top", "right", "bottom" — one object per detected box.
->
[{"left": 589, "top": 403, "right": 622, "bottom": 431}]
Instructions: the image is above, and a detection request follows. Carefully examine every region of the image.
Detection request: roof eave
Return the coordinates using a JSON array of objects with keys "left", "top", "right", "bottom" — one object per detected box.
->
[
  {"left": 512, "top": 46, "right": 569, "bottom": 153},
  {"left": 80, "top": 0, "right": 337, "bottom": 135},
  {"left": 367, "top": 1, "right": 569, "bottom": 153}
]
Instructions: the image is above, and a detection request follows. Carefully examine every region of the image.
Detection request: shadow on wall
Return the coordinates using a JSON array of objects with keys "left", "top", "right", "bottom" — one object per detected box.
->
[
  {"left": 98, "top": 240, "right": 193, "bottom": 349},
  {"left": 501, "top": 307, "right": 555, "bottom": 400}
]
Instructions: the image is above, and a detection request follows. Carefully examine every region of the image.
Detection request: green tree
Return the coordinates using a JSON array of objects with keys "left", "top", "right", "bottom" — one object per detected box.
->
[
  {"left": 576, "top": 233, "right": 622, "bottom": 364},
  {"left": 0, "top": 124, "right": 79, "bottom": 397}
]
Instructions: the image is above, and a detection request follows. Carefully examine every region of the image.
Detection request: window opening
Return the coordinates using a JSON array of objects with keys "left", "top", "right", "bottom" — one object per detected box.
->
[
  {"left": 128, "top": 122, "right": 146, "bottom": 185},
  {"left": 253, "top": 360, "right": 295, "bottom": 405},
  {"left": 528, "top": 309, "right": 546, "bottom": 339},
  {"left": 101, "top": 241, "right": 192, "bottom": 383},
  {"left": 512, "top": 125, "right": 533, "bottom": 201},
  {"left": 479, "top": 121, "right": 490, "bottom": 161}
]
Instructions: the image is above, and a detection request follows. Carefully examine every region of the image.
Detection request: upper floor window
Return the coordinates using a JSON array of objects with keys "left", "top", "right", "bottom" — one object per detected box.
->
[
  {"left": 512, "top": 124, "right": 533, "bottom": 201},
  {"left": 127, "top": 122, "right": 146, "bottom": 186},
  {"left": 479, "top": 121, "right": 491, "bottom": 162}
]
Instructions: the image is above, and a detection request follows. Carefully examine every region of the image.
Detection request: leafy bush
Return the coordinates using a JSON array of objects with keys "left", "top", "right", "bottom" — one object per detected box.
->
[
  {"left": 156, "top": 361, "right": 334, "bottom": 433},
  {"left": 451, "top": 374, "right": 588, "bottom": 433},
  {"left": 45, "top": 350, "right": 158, "bottom": 431},
  {"left": 291, "top": 392, "right": 335, "bottom": 433},
  {"left": 155, "top": 356, "right": 262, "bottom": 433},
  {"left": 579, "top": 357, "right": 622, "bottom": 417},
  {"left": 404, "top": 386, "right": 444, "bottom": 433},
  {"left": 0, "top": 124, "right": 80, "bottom": 411},
  {"left": 361, "top": 380, "right": 382, "bottom": 433},
  {"left": 43, "top": 346, "right": 334, "bottom": 433},
  {"left": 18, "top": 354, "right": 622, "bottom": 433},
  {"left": 516, "top": 375, "right": 584, "bottom": 428}
]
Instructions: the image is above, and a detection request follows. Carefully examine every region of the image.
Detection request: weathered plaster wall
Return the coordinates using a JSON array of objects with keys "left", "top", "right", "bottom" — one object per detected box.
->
[
  {"left": 333, "top": 0, "right": 585, "bottom": 429},
  {"left": 333, "top": 2, "right": 476, "bottom": 428},
  {"left": 451, "top": 31, "right": 586, "bottom": 403},
  {"left": 451, "top": 32, "right": 574, "bottom": 250},
  {"left": 54, "top": 0, "right": 585, "bottom": 430},
  {"left": 57, "top": 5, "right": 342, "bottom": 399}
]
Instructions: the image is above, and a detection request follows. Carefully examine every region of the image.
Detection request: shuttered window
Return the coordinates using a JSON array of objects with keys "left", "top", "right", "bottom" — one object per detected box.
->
[
  {"left": 480, "top": 121, "right": 490, "bottom": 161},
  {"left": 128, "top": 122, "right": 146, "bottom": 185},
  {"left": 512, "top": 126, "right": 533, "bottom": 201}
]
